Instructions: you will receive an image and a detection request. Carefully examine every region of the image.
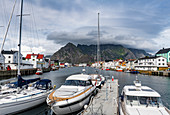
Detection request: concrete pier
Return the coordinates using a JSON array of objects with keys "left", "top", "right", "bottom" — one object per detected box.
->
[
  {"left": 82, "top": 79, "right": 119, "bottom": 115},
  {"left": 0, "top": 69, "right": 37, "bottom": 79}
]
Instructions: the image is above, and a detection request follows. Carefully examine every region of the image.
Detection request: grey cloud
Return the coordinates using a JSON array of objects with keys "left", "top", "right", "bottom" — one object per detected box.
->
[{"left": 46, "top": 26, "right": 158, "bottom": 53}]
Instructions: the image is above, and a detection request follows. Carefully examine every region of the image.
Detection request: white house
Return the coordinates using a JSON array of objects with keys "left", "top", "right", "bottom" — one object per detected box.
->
[
  {"left": 102, "top": 60, "right": 115, "bottom": 69},
  {"left": 25, "top": 53, "right": 48, "bottom": 68},
  {"left": 79, "top": 63, "right": 87, "bottom": 67},
  {"left": 125, "top": 59, "right": 136, "bottom": 69},
  {"left": 2, "top": 50, "right": 22, "bottom": 64},
  {"left": 135, "top": 56, "right": 168, "bottom": 71},
  {"left": 1, "top": 50, "right": 33, "bottom": 70}
]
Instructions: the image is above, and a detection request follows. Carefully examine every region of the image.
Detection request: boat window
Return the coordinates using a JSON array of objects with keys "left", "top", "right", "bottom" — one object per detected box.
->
[
  {"left": 145, "top": 97, "right": 163, "bottom": 107},
  {"left": 128, "top": 88, "right": 136, "bottom": 91},
  {"left": 126, "top": 96, "right": 163, "bottom": 107},
  {"left": 64, "top": 80, "right": 87, "bottom": 86},
  {"left": 126, "top": 96, "right": 139, "bottom": 106},
  {"left": 86, "top": 80, "right": 91, "bottom": 86},
  {"left": 141, "top": 89, "right": 154, "bottom": 92},
  {"left": 36, "top": 84, "right": 47, "bottom": 90},
  {"left": 138, "top": 96, "right": 147, "bottom": 105}
]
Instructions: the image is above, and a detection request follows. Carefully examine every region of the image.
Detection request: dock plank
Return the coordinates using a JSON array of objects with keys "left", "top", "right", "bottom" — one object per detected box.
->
[{"left": 82, "top": 79, "right": 119, "bottom": 115}]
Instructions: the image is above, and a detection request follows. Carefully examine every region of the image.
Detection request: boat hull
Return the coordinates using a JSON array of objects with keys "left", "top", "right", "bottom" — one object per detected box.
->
[
  {"left": 35, "top": 72, "right": 42, "bottom": 75},
  {"left": 0, "top": 93, "right": 48, "bottom": 115},
  {"left": 51, "top": 93, "right": 92, "bottom": 115}
]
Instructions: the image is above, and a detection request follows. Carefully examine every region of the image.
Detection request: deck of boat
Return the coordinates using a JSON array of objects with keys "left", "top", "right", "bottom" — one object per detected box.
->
[{"left": 82, "top": 79, "right": 119, "bottom": 115}]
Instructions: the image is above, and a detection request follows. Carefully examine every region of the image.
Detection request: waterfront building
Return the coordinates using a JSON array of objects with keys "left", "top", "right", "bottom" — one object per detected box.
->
[
  {"left": 2, "top": 50, "right": 22, "bottom": 64},
  {"left": 135, "top": 56, "right": 168, "bottom": 71},
  {"left": 103, "top": 60, "right": 115, "bottom": 70},
  {"left": 25, "top": 53, "right": 49, "bottom": 68},
  {"left": 78, "top": 63, "right": 87, "bottom": 67},
  {"left": 59, "top": 62, "right": 65, "bottom": 68},
  {"left": 125, "top": 59, "right": 136, "bottom": 69},
  {"left": 156, "top": 48, "right": 170, "bottom": 66},
  {"left": 1, "top": 50, "right": 34, "bottom": 69}
]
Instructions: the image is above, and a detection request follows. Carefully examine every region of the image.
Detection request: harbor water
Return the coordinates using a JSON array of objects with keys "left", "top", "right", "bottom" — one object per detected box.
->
[{"left": 1, "top": 67, "right": 170, "bottom": 115}]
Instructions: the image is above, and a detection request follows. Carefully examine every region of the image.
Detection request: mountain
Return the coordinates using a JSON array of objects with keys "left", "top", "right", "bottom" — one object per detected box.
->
[
  {"left": 50, "top": 43, "right": 93, "bottom": 64},
  {"left": 51, "top": 43, "right": 151, "bottom": 64}
]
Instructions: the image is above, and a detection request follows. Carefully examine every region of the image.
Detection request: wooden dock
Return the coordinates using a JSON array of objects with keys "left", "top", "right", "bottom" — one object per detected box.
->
[{"left": 82, "top": 79, "right": 119, "bottom": 115}]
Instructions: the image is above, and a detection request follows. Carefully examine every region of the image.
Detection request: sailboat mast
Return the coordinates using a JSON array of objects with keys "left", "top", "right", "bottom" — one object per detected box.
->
[
  {"left": 97, "top": 13, "right": 100, "bottom": 68},
  {"left": 18, "top": 0, "right": 23, "bottom": 75}
]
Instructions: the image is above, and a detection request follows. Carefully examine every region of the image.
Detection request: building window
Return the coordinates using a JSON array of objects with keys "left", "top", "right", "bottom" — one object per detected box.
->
[
  {"left": 9, "top": 56, "right": 11, "bottom": 58},
  {"left": 8, "top": 61, "right": 10, "bottom": 63},
  {"left": 159, "top": 63, "right": 161, "bottom": 65},
  {"left": 158, "top": 59, "right": 160, "bottom": 61},
  {"left": 153, "top": 59, "right": 154, "bottom": 61},
  {"left": 33, "top": 59, "right": 35, "bottom": 61},
  {"left": 163, "top": 63, "right": 164, "bottom": 65},
  {"left": 162, "top": 59, "right": 164, "bottom": 61}
]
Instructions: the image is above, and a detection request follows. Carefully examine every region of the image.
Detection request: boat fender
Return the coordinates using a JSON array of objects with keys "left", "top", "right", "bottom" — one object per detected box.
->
[
  {"left": 53, "top": 85, "right": 56, "bottom": 89},
  {"left": 84, "top": 105, "right": 88, "bottom": 110}
]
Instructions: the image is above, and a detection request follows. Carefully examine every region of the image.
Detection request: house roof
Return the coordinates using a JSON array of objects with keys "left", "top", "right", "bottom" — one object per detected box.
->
[
  {"left": 37, "top": 54, "right": 44, "bottom": 59},
  {"left": 2, "top": 50, "right": 18, "bottom": 54},
  {"left": 25, "top": 54, "right": 31, "bottom": 59},
  {"left": 156, "top": 48, "right": 170, "bottom": 54},
  {"left": 25, "top": 54, "right": 44, "bottom": 59}
]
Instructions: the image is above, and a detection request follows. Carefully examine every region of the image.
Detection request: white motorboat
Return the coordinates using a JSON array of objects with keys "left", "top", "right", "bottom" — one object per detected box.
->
[
  {"left": 119, "top": 77, "right": 170, "bottom": 115},
  {"left": 46, "top": 74, "right": 96, "bottom": 115},
  {"left": 90, "top": 74, "right": 105, "bottom": 89},
  {"left": 0, "top": 79, "right": 53, "bottom": 114}
]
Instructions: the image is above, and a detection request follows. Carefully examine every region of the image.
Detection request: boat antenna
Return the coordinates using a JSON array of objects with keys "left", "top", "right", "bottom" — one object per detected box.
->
[{"left": 18, "top": 0, "right": 24, "bottom": 76}]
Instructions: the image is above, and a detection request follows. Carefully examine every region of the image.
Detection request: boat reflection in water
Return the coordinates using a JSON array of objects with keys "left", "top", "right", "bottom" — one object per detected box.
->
[
  {"left": 119, "top": 77, "right": 170, "bottom": 115},
  {"left": 46, "top": 73, "right": 96, "bottom": 115}
]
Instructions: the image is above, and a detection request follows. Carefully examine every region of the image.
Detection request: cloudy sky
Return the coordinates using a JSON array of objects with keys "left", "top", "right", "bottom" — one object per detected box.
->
[{"left": 0, "top": 0, "right": 170, "bottom": 56}]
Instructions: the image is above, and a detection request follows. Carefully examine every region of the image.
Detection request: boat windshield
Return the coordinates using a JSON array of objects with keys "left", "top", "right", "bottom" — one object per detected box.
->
[
  {"left": 64, "top": 80, "right": 92, "bottom": 86},
  {"left": 126, "top": 96, "right": 163, "bottom": 107}
]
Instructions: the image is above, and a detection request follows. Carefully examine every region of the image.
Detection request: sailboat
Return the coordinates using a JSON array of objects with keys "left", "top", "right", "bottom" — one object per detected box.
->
[
  {"left": 0, "top": 0, "right": 53, "bottom": 114},
  {"left": 90, "top": 13, "right": 105, "bottom": 88}
]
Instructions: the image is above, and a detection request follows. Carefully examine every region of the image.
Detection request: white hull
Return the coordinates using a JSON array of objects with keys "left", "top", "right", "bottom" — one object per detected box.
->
[
  {"left": 47, "top": 74, "right": 96, "bottom": 115},
  {"left": 0, "top": 93, "right": 49, "bottom": 115},
  {"left": 51, "top": 94, "right": 91, "bottom": 115}
]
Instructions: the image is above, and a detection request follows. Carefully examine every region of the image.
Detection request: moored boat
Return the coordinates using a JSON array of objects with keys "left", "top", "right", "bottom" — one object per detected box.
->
[
  {"left": 46, "top": 74, "right": 96, "bottom": 115},
  {"left": 90, "top": 74, "right": 105, "bottom": 89},
  {"left": 0, "top": 79, "right": 53, "bottom": 114},
  {"left": 119, "top": 77, "right": 170, "bottom": 115},
  {"left": 116, "top": 68, "right": 123, "bottom": 72},
  {"left": 0, "top": 77, "right": 40, "bottom": 97},
  {"left": 35, "top": 68, "right": 43, "bottom": 75}
]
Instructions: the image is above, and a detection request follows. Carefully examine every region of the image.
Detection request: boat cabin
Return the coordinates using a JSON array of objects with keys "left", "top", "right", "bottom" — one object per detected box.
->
[
  {"left": 121, "top": 85, "right": 163, "bottom": 107},
  {"left": 64, "top": 74, "right": 93, "bottom": 86}
]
